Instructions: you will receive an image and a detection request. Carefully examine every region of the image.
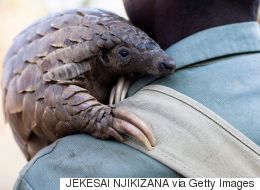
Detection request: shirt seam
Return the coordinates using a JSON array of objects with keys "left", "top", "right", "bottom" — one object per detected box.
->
[
  {"left": 18, "top": 176, "right": 35, "bottom": 190},
  {"left": 20, "top": 140, "right": 60, "bottom": 179}
]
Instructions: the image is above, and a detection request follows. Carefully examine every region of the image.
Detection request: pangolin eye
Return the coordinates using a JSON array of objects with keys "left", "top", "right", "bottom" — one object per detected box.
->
[{"left": 119, "top": 49, "right": 129, "bottom": 58}]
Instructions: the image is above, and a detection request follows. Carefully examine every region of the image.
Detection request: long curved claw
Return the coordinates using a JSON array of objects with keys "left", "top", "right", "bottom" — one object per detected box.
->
[
  {"left": 115, "top": 76, "right": 125, "bottom": 104},
  {"left": 120, "top": 80, "right": 131, "bottom": 101},
  {"left": 109, "top": 85, "right": 116, "bottom": 106},
  {"left": 107, "top": 127, "right": 124, "bottom": 142},
  {"left": 112, "top": 107, "right": 156, "bottom": 147},
  {"left": 113, "top": 118, "right": 152, "bottom": 150},
  {"left": 109, "top": 76, "right": 131, "bottom": 105}
]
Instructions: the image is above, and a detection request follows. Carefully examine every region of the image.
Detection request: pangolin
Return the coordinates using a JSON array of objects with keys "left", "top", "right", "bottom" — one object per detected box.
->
[{"left": 2, "top": 8, "right": 175, "bottom": 160}]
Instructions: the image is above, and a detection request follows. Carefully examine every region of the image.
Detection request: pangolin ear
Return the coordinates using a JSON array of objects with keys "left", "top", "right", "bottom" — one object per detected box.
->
[{"left": 99, "top": 49, "right": 110, "bottom": 66}]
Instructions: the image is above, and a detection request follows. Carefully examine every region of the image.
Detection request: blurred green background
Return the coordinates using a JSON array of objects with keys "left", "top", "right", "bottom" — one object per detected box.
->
[{"left": 0, "top": 0, "right": 126, "bottom": 189}]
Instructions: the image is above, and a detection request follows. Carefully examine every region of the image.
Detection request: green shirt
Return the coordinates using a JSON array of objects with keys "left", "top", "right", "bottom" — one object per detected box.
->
[{"left": 14, "top": 22, "right": 260, "bottom": 190}]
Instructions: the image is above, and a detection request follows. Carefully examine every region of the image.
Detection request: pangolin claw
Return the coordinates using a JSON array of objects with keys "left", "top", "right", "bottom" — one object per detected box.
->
[
  {"left": 109, "top": 76, "right": 131, "bottom": 105},
  {"left": 108, "top": 76, "right": 155, "bottom": 149},
  {"left": 89, "top": 105, "right": 154, "bottom": 150},
  {"left": 112, "top": 107, "right": 155, "bottom": 150}
]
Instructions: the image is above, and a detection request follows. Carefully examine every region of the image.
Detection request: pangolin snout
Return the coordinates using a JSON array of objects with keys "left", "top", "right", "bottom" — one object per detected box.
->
[{"left": 158, "top": 60, "right": 176, "bottom": 74}]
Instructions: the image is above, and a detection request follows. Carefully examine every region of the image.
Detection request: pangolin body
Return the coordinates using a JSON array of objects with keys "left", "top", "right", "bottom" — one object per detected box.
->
[{"left": 2, "top": 8, "right": 175, "bottom": 160}]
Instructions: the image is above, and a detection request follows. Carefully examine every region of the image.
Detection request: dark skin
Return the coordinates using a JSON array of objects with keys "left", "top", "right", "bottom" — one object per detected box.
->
[{"left": 123, "top": 0, "right": 260, "bottom": 49}]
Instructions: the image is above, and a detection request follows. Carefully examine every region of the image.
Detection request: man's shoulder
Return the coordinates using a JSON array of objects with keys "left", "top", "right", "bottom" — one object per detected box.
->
[
  {"left": 15, "top": 134, "right": 179, "bottom": 190},
  {"left": 19, "top": 135, "right": 140, "bottom": 179}
]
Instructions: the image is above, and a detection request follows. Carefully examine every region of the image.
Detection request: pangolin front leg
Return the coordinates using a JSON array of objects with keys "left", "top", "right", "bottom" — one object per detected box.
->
[{"left": 42, "top": 84, "right": 155, "bottom": 149}]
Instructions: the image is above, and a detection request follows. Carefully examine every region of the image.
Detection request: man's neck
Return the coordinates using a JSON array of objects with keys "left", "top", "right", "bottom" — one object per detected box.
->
[
  {"left": 153, "top": 0, "right": 259, "bottom": 49},
  {"left": 124, "top": 0, "right": 259, "bottom": 49}
]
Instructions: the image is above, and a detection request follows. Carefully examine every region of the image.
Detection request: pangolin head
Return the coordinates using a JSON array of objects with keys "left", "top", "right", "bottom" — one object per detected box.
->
[{"left": 96, "top": 9, "right": 176, "bottom": 77}]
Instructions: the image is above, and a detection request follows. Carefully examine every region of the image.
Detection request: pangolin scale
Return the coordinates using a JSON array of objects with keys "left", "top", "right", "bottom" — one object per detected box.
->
[{"left": 2, "top": 8, "right": 175, "bottom": 160}]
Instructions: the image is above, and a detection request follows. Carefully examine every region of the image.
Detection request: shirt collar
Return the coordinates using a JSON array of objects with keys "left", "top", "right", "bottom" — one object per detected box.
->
[{"left": 166, "top": 22, "right": 260, "bottom": 69}]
